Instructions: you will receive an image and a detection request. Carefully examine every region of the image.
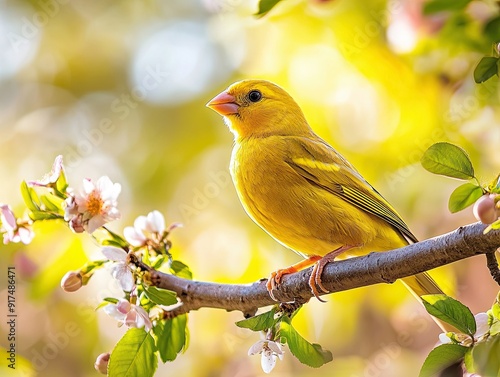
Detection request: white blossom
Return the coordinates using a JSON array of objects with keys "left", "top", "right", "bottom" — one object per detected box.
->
[
  {"left": 248, "top": 340, "right": 284, "bottom": 373},
  {"left": 101, "top": 246, "right": 135, "bottom": 291}
]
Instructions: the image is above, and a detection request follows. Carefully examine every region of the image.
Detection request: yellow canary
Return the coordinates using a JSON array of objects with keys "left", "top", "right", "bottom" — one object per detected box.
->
[{"left": 206, "top": 79, "right": 443, "bottom": 305}]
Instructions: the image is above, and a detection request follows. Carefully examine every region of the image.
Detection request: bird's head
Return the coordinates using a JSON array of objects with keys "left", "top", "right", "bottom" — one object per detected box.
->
[{"left": 206, "top": 80, "right": 312, "bottom": 140}]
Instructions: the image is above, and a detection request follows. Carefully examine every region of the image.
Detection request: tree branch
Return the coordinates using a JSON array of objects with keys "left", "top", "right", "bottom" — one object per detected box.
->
[{"left": 148, "top": 222, "right": 500, "bottom": 317}]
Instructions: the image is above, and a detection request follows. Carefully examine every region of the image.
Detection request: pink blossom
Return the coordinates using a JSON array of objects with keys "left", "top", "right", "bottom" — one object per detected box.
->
[
  {"left": 0, "top": 204, "right": 34, "bottom": 245},
  {"left": 28, "top": 155, "right": 64, "bottom": 187},
  {"left": 104, "top": 299, "right": 152, "bottom": 332},
  {"left": 64, "top": 176, "right": 121, "bottom": 233}
]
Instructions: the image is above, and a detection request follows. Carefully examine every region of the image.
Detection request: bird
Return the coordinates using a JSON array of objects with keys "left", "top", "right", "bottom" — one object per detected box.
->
[{"left": 206, "top": 79, "right": 444, "bottom": 306}]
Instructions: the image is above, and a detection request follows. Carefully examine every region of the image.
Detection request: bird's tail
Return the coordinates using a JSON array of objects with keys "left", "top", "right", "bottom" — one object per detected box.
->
[{"left": 402, "top": 272, "right": 457, "bottom": 332}]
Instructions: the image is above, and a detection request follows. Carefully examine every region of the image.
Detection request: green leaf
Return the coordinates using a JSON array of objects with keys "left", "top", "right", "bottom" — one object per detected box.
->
[
  {"left": 96, "top": 296, "right": 123, "bottom": 310},
  {"left": 152, "top": 255, "right": 167, "bottom": 269},
  {"left": 492, "top": 303, "right": 500, "bottom": 320},
  {"left": 236, "top": 309, "right": 277, "bottom": 331},
  {"left": 474, "top": 57, "right": 499, "bottom": 83},
  {"left": 419, "top": 344, "right": 468, "bottom": 377},
  {"left": 55, "top": 167, "right": 69, "bottom": 196},
  {"left": 489, "top": 320, "right": 500, "bottom": 336},
  {"left": 469, "top": 335, "right": 500, "bottom": 377},
  {"left": 463, "top": 348, "right": 475, "bottom": 373},
  {"left": 108, "top": 328, "right": 157, "bottom": 377},
  {"left": 448, "top": 183, "right": 484, "bottom": 213},
  {"left": 280, "top": 319, "right": 333, "bottom": 368},
  {"left": 423, "top": 0, "right": 471, "bottom": 15},
  {"left": 144, "top": 286, "right": 178, "bottom": 306},
  {"left": 421, "top": 142, "right": 475, "bottom": 180},
  {"left": 422, "top": 294, "right": 476, "bottom": 335},
  {"left": 102, "top": 239, "right": 129, "bottom": 249},
  {"left": 102, "top": 228, "right": 129, "bottom": 249},
  {"left": 170, "top": 260, "right": 192, "bottom": 280},
  {"left": 20, "top": 181, "right": 40, "bottom": 212},
  {"left": 153, "top": 315, "right": 188, "bottom": 363},
  {"left": 29, "top": 211, "right": 63, "bottom": 221},
  {"left": 255, "top": 0, "right": 283, "bottom": 17},
  {"left": 40, "top": 194, "right": 63, "bottom": 213}
]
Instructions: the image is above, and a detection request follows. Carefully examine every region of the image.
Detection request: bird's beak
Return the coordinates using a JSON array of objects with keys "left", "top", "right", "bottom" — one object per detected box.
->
[{"left": 206, "top": 91, "right": 239, "bottom": 116}]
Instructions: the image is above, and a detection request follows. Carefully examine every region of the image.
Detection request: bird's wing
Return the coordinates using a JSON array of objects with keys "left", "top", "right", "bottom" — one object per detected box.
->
[{"left": 285, "top": 136, "right": 418, "bottom": 243}]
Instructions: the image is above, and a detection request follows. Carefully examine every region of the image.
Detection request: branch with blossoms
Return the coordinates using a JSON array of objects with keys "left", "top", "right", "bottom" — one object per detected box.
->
[{"left": 1, "top": 147, "right": 500, "bottom": 377}]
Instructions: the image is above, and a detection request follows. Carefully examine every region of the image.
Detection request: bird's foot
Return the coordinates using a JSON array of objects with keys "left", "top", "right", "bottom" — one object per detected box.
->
[
  {"left": 308, "top": 245, "right": 357, "bottom": 302},
  {"left": 266, "top": 255, "right": 323, "bottom": 301}
]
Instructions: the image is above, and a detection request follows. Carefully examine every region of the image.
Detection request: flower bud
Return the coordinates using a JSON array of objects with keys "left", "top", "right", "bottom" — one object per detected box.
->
[
  {"left": 94, "top": 352, "right": 110, "bottom": 374},
  {"left": 473, "top": 194, "right": 499, "bottom": 224},
  {"left": 61, "top": 271, "right": 83, "bottom": 292},
  {"left": 69, "top": 216, "right": 85, "bottom": 233}
]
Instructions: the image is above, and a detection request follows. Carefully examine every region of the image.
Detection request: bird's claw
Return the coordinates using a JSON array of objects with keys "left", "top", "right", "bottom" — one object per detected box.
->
[
  {"left": 309, "top": 260, "right": 330, "bottom": 302},
  {"left": 267, "top": 270, "right": 286, "bottom": 301}
]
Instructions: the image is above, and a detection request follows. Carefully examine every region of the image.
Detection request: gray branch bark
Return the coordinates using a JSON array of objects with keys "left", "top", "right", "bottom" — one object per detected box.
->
[{"left": 149, "top": 222, "right": 500, "bottom": 318}]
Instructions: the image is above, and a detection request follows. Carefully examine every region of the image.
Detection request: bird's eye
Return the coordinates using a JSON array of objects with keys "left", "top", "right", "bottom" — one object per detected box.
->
[{"left": 248, "top": 90, "right": 262, "bottom": 103}]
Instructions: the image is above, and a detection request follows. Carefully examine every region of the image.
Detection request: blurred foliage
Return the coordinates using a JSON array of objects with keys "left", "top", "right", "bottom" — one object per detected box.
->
[{"left": 1, "top": 0, "right": 500, "bottom": 376}]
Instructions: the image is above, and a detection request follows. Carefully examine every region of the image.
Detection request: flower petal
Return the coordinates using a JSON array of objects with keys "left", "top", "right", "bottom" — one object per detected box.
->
[
  {"left": 27, "top": 155, "right": 64, "bottom": 187},
  {"left": 248, "top": 340, "right": 265, "bottom": 355},
  {"left": 102, "top": 246, "right": 127, "bottom": 261},
  {"left": 87, "top": 215, "right": 106, "bottom": 234},
  {"left": 267, "top": 341, "right": 283, "bottom": 356},
  {"left": 474, "top": 312, "right": 490, "bottom": 339},
  {"left": 261, "top": 350, "right": 277, "bottom": 374},
  {"left": 82, "top": 178, "right": 95, "bottom": 195},
  {"left": 110, "top": 263, "right": 135, "bottom": 291},
  {"left": 134, "top": 306, "right": 153, "bottom": 331},
  {"left": 438, "top": 333, "right": 452, "bottom": 344},
  {"left": 124, "top": 226, "right": 146, "bottom": 247},
  {"left": 0, "top": 204, "right": 17, "bottom": 231},
  {"left": 103, "top": 303, "right": 127, "bottom": 321},
  {"left": 146, "top": 210, "right": 165, "bottom": 233},
  {"left": 116, "top": 299, "right": 132, "bottom": 314}
]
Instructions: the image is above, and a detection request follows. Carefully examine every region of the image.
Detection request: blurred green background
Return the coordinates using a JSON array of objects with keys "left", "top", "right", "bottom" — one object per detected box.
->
[{"left": 1, "top": 0, "right": 500, "bottom": 376}]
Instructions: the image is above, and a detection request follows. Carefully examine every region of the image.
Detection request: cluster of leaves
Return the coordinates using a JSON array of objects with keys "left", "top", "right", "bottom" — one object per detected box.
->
[
  {"left": 236, "top": 305, "right": 333, "bottom": 368},
  {"left": 96, "top": 231, "right": 191, "bottom": 377},
  {"left": 421, "top": 142, "right": 500, "bottom": 232},
  {"left": 20, "top": 173, "right": 67, "bottom": 222},
  {"left": 419, "top": 293, "right": 500, "bottom": 377}
]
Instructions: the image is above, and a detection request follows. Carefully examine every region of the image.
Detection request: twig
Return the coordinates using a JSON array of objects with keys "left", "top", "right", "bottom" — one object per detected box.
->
[
  {"left": 486, "top": 251, "right": 500, "bottom": 286},
  {"left": 142, "top": 223, "right": 500, "bottom": 317}
]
